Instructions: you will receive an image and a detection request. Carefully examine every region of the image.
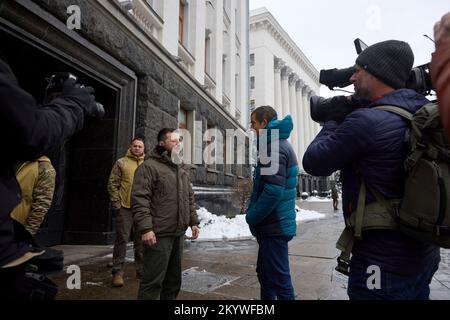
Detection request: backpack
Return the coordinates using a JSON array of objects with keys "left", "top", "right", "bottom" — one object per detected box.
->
[
  {"left": 374, "top": 102, "right": 450, "bottom": 248},
  {"left": 335, "top": 102, "right": 450, "bottom": 276}
]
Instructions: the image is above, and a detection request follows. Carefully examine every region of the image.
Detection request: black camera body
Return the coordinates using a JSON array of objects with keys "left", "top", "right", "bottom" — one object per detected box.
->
[
  {"left": 45, "top": 72, "right": 105, "bottom": 118},
  {"left": 310, "top": 39, "right": 434, "bottom": 124},
  {"left": 318, "top": 63, "right": 432, "bottom": 96}
]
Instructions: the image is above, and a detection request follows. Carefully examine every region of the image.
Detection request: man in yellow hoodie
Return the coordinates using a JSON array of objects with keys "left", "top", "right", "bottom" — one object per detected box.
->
[{"left": 108, "top": 137, "right": 145, "bottom": 287}]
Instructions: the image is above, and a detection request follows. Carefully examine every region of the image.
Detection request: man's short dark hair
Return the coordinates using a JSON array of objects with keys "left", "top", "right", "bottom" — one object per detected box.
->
[
  {"left": 251, "top": 106, "right": 277, "bottom": 123},
  {"left": 131, "top": 137, "right": 144, "bottom": 144},
  {"left": 157, "top": 128, "right": 176, "bottom": 143}
]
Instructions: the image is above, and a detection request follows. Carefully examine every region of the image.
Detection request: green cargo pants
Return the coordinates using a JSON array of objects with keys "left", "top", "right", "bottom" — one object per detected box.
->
[
  {"left": 112, "top": 207, "right": 143, "bottom": 276},
  {"left": 138, "top": 235, "right": 184, "bottom": 300}
]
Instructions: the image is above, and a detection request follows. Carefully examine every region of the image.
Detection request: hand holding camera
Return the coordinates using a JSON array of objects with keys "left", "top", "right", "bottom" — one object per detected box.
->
[{"left": 46, "top": 72, "right": 105, "bottom": 118}]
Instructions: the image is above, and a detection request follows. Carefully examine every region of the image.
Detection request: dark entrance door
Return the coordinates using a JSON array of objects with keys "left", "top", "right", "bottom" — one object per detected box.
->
[
  {"left": 0, "top": 28, "right": 118, "bottom": 246},
  {"left": 1, "top": 0, "right": 137, "bottom": 245}
]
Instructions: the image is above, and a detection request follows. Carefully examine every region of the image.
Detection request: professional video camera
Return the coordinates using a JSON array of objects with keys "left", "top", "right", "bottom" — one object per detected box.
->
[
  {"left": 310, "top": 39, "right": 434, "bottom": 124},
  {"left": 45, "top": 72, "right": 105, "bottom": 118}
]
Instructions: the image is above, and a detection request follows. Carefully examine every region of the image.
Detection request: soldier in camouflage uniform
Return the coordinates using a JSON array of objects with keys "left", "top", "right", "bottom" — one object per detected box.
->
[
  {"left": 10, "top": 156, "right": 56, "bottom": 236},
  {"left": 108, "top": 138, "right": 145, "bottom": 287}
]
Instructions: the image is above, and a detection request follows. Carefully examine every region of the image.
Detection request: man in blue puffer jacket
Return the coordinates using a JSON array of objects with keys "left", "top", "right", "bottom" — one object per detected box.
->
[
  {"left": 303, "top": 40, "right": 440, "bottom": 300},
  {"left": 247, "top": 106, "right": 299, "bottom": 300}
]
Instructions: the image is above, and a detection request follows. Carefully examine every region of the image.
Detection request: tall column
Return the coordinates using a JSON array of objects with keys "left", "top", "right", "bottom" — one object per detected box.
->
[
  {"left": 296, "top": 80, "right": 306, "bottom": 164},
  {"left": 311, "top": 90, "right": 321, "bottom": 136},
  {"left": 302, "top": 85, "right": 312, "bottom": 147},
  {"left": 288, "top": 74, "right": 299, "bottom": 156},
  {"left": 274, "top": 58, "right": 284, "bottom": 116},
  {"left": 280, "top": 67, "right": 291, "bottom": 118},
  {"left": 306, "top": 86, "right": 315, "bottom": 145}
]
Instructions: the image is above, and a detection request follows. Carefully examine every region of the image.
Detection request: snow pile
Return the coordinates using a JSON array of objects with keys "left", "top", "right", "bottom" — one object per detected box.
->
[
  {"left": 295, "top": 207, "right": 326, "bottom": 222},
  {"left": 187, "top": 207, "right": 251, "bottom": 240},
  {"left": 186, "top": 206, "right": 326, "bottom": 241},
  {"left": 303, "top": 196, "right": 332, "bottom": 202}
]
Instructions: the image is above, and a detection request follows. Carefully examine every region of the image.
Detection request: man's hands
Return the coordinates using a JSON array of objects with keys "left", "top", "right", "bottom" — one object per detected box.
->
[
  {"left": 186, "top": 225, "right": 200, "bottom": 241},
  {"left": 111, "top": 201, "right": 121, "bottom": 210},
  {"left": 62, "top": 78, "right": 97, "bottom": 117},
  {"left": 434, "top": 12, "right": 450, "bottom": 47},
  {"left": 142, "top": 231, "right": 157, "bottom": 247},
  {"left": 142, "top": 226, "right": 199, "bottom": 247}
]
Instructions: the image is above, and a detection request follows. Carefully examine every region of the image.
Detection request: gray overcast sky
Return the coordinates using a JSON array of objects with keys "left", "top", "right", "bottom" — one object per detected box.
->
[{"left": 249, "top": 0, "right": 449, "bottom": 96}]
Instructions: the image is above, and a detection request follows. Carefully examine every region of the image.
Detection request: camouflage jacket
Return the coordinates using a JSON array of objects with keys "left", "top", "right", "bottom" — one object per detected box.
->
[{"left": 10, "top": 156, "right": 56, "bottom": 236}]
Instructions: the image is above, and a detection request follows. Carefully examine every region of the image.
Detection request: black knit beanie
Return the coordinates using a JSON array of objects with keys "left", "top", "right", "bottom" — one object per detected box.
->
[{"left": 355, "top": 40, "right": 414, "bottom": 89}]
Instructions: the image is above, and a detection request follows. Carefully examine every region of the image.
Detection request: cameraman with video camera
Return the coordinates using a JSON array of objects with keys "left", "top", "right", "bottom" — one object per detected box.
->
[
  {"left": 0, "top": 51, "right": 99, "bottom": 299},
  {"left": 303, "top": 40, "right": 440, "bottom": 300}
]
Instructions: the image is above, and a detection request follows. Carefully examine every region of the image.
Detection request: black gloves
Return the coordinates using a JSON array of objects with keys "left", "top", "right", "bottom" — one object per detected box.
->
[{"left": 62, "top": 78, "right": 97, "bottom": 117}]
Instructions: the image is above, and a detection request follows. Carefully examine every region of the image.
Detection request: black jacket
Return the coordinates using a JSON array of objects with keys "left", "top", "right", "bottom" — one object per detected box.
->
[{"left": 0, "top": 53, "right": 86, "bottom": 266}]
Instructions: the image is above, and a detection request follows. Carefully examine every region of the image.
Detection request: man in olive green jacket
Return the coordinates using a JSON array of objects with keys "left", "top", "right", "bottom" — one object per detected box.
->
[
  {"left": 132, "top": 128, "right": 199, "bottom": 300},
  {"left": 107, "top": 137, "right": 145, "bottom": 287}
]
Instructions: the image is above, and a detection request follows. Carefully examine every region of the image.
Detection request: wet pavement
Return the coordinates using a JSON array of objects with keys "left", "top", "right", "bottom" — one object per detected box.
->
[{"left": 49, "top": 200, "right": 450, "bottom": 300}]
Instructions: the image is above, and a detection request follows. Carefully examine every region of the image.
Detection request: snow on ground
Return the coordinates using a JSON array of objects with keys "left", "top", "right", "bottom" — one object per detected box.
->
[
  {"left": 295, "top": 207, "right": 326, "bottom": 222},
  {"left": 303, "top": 196, "right": 332, "bottom": 202},
  {"left": 186, "top": 206, "right": 326, "bottom": 241},
  {"left": 186, "top": 207, "right": 250, "bottom": 240}
]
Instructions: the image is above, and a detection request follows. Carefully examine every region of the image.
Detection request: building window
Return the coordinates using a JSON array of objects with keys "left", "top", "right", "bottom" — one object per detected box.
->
[
  {"left": 178, "top": 107, "right": 195, "bottom": 164},
  {"left": 236, "top": 139, "right": 244, "bottom": 177},
  {"left": 222, "top": 20, "right": 231, "bottom": 98},
  {"left": 178, "top": 108, "right": 188, "bottom": 129},
  {"left": 250, "top": 99, "right": 256, "bottom": 111},
  {"left": 206, "top": 124, "right": 217, "bottom": 170},
  {"left": 179, "top": 0, "right": 187, "bottom": 46},
  {"left": 205, "top": 0, "right": 216, "bottom": 80},
  {"left": 224, "top": 139, "right": 232, "bottom": 174},
  {"left": 235, "top": 7, "right": 241, "bottom": 40},
  {"left": 250, "top": 76, "right": 255, "bottom": 89},
  {"left": 222, "top": 54, "right": 226, "bottom": 90},
  {"left": 235, "top": 51, "right": 241, "bottom": 118},
  {"left": 236, "top": 140, "right": 243, "bottom": 177},
  {"left": 249, "top": 53, "right": 255, "bottom": 66},
  {"left": 235, "top": 73, "right": 239, "bottom": 116},
  {"left": 145, "top": 0, "right": 163, "bottom": 17},
  {"left": 205, "top": 29, "right": 211, "bottom": 74}
]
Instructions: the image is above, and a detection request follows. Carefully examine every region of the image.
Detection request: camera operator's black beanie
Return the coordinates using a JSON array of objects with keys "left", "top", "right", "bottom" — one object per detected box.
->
[{"left": 355, "top": 40, "right": 414, "bottom": 89}]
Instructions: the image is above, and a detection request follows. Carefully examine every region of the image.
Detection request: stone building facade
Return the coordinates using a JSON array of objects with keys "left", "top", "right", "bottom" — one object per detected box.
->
[{"left": 0, "top": 0, "right": 250, "bottom": 245}]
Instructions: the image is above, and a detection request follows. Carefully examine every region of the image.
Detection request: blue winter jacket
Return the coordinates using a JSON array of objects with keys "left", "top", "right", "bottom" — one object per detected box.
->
[
  {"left": 303, "top": 89, "right": 440, "bottom": 276},
  {"left": 246, "top": 116, "right": 299, "bottom": 238}
]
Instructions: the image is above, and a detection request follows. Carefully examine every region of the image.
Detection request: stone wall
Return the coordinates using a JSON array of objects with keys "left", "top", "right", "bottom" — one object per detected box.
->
[{"left": 32, "top": 0, "right": 251, "bottom": 216}]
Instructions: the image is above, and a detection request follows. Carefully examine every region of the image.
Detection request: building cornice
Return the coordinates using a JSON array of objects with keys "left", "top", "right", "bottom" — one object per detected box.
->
[{"left": 250, "top": 9, "right": 319, "bottom": 85}]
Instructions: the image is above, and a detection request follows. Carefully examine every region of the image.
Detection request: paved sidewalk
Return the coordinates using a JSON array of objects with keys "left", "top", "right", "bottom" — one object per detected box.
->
[{"left": 49, "top": 199, "right": 450, "bottom": 300}]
